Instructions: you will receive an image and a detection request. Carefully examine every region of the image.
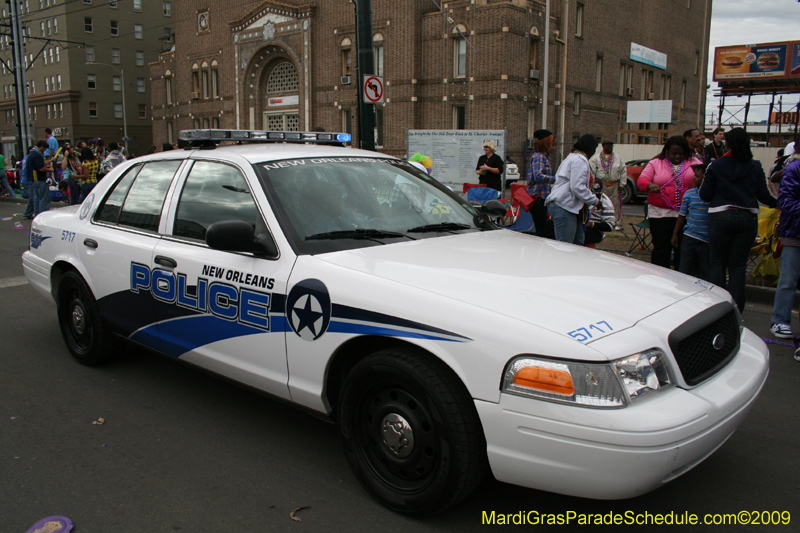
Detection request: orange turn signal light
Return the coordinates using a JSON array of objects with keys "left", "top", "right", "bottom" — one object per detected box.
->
[{"left": 514, "top": 366, "right": 575, "bottom": 396}]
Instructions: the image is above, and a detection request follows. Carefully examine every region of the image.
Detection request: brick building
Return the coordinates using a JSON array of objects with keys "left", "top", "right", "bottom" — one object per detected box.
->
[
  {"left": 151, "top": 0, "right": 711, "bottom": 167},
  {"left": 0, "top": 0, "right": 173, "bottom": 159}
]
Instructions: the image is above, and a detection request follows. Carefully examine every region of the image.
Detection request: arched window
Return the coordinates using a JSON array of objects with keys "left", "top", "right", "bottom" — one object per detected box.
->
[
  {"left": 373, "top": 33, "right": 384, "bottom": 77},
  {"left": 452, "top": 25, "right": 467, "bottom": 78},
  {"left": 529, "top": 26, "right": 539, "bottom": 71},
  {"left": 201, "top": 60, "right": 210, "bottom": 99},
  {"left": 165, "top": 69, "right": 173, "bottom": 105},
  {"left": 191, "top": 62, "right": 200, "bottom": 99},
  {"left": 340, "top": 37, "right": 353, "bottom": 77},
  {"left": 211, "top": 59, "right": 219, "bottom": 98},
  {"left": 266, "top": 61, "right": 298, "bottom": 94}
]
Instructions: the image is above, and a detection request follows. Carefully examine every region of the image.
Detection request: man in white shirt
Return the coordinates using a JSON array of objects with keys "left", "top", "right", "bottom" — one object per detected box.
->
[{"left": 589, "top": 140, "right": 627, "bottom": 230}]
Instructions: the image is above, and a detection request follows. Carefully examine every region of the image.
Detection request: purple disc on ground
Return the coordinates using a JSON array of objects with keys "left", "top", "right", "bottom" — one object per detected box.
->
[{"left": 25, "top": 516, "right": 74, "bottom": 533}]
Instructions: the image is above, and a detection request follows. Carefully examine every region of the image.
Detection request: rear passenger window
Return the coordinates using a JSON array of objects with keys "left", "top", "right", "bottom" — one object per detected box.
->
[
  {"left": 116, "top": 161, "right": 182, "bottom": 231},
  {"left": 95, "top": 165, "right": 142, "bottom": 223},
  {"left": 173, "top": 161, "right": 260, "bottom": 241}
]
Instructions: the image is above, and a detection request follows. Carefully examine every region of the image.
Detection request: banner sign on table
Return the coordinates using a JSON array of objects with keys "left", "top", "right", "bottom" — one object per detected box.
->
[{"left": 407, "top": 130, "right": 506, "bottom": 190}]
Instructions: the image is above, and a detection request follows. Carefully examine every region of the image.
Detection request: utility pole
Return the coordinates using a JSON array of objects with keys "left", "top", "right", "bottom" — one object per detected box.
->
[
  {"left": 8, "top": 0, "right": 32, "bottom": 157},
  {"left": 354, "top": 0, "right": 375, "bottom": 151}
]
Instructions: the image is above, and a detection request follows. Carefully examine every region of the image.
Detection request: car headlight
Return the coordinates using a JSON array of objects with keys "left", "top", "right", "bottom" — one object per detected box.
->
[{"left": 502, "top": 349, "right": 672, "bottom": 408}]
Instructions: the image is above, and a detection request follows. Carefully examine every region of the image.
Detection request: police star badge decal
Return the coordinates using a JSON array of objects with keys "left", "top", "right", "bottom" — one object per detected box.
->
[{"left": 286, "top": 279, "right": 331, "bottom": 341}]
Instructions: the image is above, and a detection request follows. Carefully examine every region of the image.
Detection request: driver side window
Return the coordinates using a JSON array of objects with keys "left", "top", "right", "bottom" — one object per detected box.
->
[{"left": 173, "top": 161, "right": 260, "bottom": 241}]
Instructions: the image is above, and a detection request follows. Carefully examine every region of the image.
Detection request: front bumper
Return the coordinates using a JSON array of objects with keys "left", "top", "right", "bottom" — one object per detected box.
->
[{"left": 476, "top": 327, "right": 769, "bottom": 499}]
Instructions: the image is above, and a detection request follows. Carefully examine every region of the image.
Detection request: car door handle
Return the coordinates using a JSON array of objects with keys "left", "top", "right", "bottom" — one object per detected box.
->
[
  {"left": 83, "top": 238, "right": 98, "bottom": 249},
  {"left": 154, "top": 255, "right": 177, "bottom": 269}
]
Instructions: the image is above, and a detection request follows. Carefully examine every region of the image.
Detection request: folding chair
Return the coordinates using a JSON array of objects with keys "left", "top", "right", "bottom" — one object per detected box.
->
[
  {"left": 626, "top": 204, "right": 651, "bottom": 256},
  {"left": 466, "top": 186, "right": 499, "bottom": 204},
  {"left": 503, "top": 208, "right": 535, "bottom": 234}
]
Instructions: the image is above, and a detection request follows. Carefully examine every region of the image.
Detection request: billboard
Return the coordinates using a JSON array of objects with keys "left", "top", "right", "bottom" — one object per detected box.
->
[{"left": 713, "top": 41, "right": 800, "bottom": 81}]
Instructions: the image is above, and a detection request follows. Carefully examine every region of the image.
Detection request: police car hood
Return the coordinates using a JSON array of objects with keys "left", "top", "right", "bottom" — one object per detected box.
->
[{"left": 315, "top": 230, "right": 710, "bottom": 338}]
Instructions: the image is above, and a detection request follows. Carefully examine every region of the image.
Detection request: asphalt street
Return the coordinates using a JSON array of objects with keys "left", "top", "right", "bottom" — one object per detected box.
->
[{"left": 1, "top": 199, "right": 798, "bottom": 532}]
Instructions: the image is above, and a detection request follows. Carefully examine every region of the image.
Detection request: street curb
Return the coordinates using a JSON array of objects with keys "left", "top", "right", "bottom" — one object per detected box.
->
[{"left": 746, "top": 284, "right": 800, "bottom": 308}]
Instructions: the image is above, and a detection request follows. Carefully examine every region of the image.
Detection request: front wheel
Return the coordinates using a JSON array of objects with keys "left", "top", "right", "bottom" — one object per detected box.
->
[
  {"left": 337, "top": 349, "right": 488, "bottom": 514},
  {"left": 57, "top": 270, "right": 115, "bottom": 365}
]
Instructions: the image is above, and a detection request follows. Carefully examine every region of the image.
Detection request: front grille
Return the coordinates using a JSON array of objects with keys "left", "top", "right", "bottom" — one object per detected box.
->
[{"left": 669, "top": 308, "right": 740, "bottom": 386}]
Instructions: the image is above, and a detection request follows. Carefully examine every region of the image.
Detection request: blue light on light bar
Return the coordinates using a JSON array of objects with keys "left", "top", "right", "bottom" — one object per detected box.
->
[{"left": 337, "top": 133, "right": 352, "bottom": 143}]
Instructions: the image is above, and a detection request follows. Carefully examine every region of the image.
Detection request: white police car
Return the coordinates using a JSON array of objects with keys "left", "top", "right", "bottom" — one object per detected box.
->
[{"left": 22, "top": 130, "right": 769, "bottom": 514}]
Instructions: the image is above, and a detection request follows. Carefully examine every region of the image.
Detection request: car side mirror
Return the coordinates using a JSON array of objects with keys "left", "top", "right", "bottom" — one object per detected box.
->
[
  {"left": 480, "top": 199, "right": 508, "bottom": 217},
  {"left": 206, "top": 220, "right": 278, "bottom": 258}
]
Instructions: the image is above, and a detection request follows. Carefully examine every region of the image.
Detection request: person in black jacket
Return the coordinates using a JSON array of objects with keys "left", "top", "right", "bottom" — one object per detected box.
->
[
  {"left": 475, "top": 140, "right": 504, "bottom": 193},
  {"left": 699, "top": 127, "right": 777, "bottom": 312}
]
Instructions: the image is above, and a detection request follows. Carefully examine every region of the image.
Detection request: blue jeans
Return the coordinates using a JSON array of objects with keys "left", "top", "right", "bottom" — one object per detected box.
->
[
  {"left": 65, "top": 177, "right": 81, "bottom": 205},
  {"left": 1, "top": 172, "right": 15, "bottom": 197},
  {"left": 22, "top": 182, "right": 34, "bottom": 217},
  {"left": 708, "top": 209, "right": 758, "bottom": 313},
  {"left": 771, "top": 245, "right": 800, "bottom": 325},
  {"left": 31, "top": 180, "right": 50, "bottom": 216},
  {"left": 548, "top": 202, "right": 585, "bottom": 245},
  {"left": 79, "top": 181, "right": 97, "bottom": 203}
]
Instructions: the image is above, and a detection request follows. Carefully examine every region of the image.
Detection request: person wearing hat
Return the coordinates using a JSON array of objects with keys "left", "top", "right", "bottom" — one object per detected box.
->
[
  {"left": 475, "top": 139, "right": 504, "bottom": 193},
  {"left": 589, "top": 139, "right": 626, "bottom": 230},
  {"left": 527, "top": 129, "right": 556, "bottom": 238}
]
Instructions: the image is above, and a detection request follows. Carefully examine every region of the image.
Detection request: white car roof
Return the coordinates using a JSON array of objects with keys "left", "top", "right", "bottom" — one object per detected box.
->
[{"left": 153, "top": 144, "right": 398, "bottom": 164}]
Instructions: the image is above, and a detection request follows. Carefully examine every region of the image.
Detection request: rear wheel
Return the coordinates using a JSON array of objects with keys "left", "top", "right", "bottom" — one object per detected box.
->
[
  {"left": 57, "top": 271, "right": 115, "bottom": 365},
  {"left": 337, "top": 348, "right": 487, "bottom": 515}
]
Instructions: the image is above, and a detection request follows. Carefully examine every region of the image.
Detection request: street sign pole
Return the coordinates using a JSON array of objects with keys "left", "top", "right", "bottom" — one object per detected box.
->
[{"left": 354, "top": 0, "right": 375, "bottom": 151}]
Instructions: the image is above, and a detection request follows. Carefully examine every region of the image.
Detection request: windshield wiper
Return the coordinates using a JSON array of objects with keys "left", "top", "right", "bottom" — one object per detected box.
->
[
  {"left": 306, "top": 229, "right": 414, "bottom": 241},
  {"left": 407, "top": 222, "right": 472, "bottom": 233}
]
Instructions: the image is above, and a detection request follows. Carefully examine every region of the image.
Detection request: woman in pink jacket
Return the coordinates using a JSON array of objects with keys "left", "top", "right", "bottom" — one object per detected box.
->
[{"left": 638, "top": 135, "right": 702, "bottom": 269}]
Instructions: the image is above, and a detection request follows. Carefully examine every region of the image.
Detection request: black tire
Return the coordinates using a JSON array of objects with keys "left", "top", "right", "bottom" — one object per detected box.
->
[
  {"left": 621, "top": 180, "right": 635, "bottom": 204},
  {"left": 337, "top": 348, "right": 488, "bottom": 515},
  {"left": 57, "top": 270, "right": 115, "bottom": 365}
]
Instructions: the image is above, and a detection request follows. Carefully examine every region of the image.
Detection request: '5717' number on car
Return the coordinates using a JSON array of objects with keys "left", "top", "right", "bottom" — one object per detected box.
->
[{"left": 568, "top": 321, "right": 613, "bottom": 342}]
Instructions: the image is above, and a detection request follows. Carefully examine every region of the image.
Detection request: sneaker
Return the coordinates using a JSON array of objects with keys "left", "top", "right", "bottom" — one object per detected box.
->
[
  {"left": 770, "top": 323, "right": 793, "bottom": 339},
  {"left": 795, "top": 346, "right": 800, "bottom": 362}
]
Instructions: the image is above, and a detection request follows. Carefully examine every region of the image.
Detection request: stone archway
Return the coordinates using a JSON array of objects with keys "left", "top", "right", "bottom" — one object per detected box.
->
[
  {"left": 242, "top": 44, "right": 300, "bottom": 131},
  {"left": 262, "top": 59, "right": 299, "bottom": 131}
]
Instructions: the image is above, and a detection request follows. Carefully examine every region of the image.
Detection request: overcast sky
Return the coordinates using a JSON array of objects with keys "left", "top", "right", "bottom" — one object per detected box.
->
[{"left": 705, "top": 0, "right": 799, "bottom": 125}]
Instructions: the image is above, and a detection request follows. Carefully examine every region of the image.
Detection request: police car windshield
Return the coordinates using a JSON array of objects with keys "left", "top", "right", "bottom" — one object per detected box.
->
[{"left": 257, "top": 157, "right": 494, "bottom": 254}]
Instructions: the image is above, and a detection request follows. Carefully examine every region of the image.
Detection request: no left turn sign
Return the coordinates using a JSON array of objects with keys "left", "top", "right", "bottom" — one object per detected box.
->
[{"left": 362, "top": 75, "right": 384, "bottom": 104}]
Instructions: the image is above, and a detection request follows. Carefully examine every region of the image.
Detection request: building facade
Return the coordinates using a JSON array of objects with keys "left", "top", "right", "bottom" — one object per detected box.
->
[
  {"left": 0, "top": 0, "right": 174, "bottom": 159},
  {"left": 151, "top": 0, "right": 711, "bottom": 169}
]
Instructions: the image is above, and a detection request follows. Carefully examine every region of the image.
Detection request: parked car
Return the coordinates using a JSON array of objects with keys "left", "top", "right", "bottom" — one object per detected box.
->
[
  {"left": 621, "top": 158, "right": 652, "bottom": 204},
  {"left": 22, "top": 129, "right": 769, "bottom": 515}
]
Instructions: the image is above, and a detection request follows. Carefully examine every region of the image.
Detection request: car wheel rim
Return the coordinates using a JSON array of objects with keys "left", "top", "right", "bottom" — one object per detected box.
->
[
  {"left": 356, "top": 384, "right": 440, "bottom": 492},
  {"left": 65, "top": 288, "right": 92, "bottom": 353}
]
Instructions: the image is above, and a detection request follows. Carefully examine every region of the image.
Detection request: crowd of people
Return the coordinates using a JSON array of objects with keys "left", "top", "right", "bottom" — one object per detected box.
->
[
  {"left": 525, "top": 127, "right": 800, "bottom": 360},
  {"left": 0, "top": 135, "right": 180, "bottom": 218}
]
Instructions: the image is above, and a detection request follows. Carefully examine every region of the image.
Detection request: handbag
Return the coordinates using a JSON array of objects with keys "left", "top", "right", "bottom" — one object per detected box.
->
[{"left": 512, "top": 187, "right": 537, "bottom": 212}]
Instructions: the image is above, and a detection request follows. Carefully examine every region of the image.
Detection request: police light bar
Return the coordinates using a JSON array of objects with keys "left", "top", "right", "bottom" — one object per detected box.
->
[{"left": 179, "top": 129, "right": 351, "bottom": 144}]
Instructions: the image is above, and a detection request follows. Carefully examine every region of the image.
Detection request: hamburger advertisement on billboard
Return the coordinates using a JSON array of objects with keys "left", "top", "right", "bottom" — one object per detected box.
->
[{"left": 713, "top": 41, "right": 799, "bottom": 81}]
